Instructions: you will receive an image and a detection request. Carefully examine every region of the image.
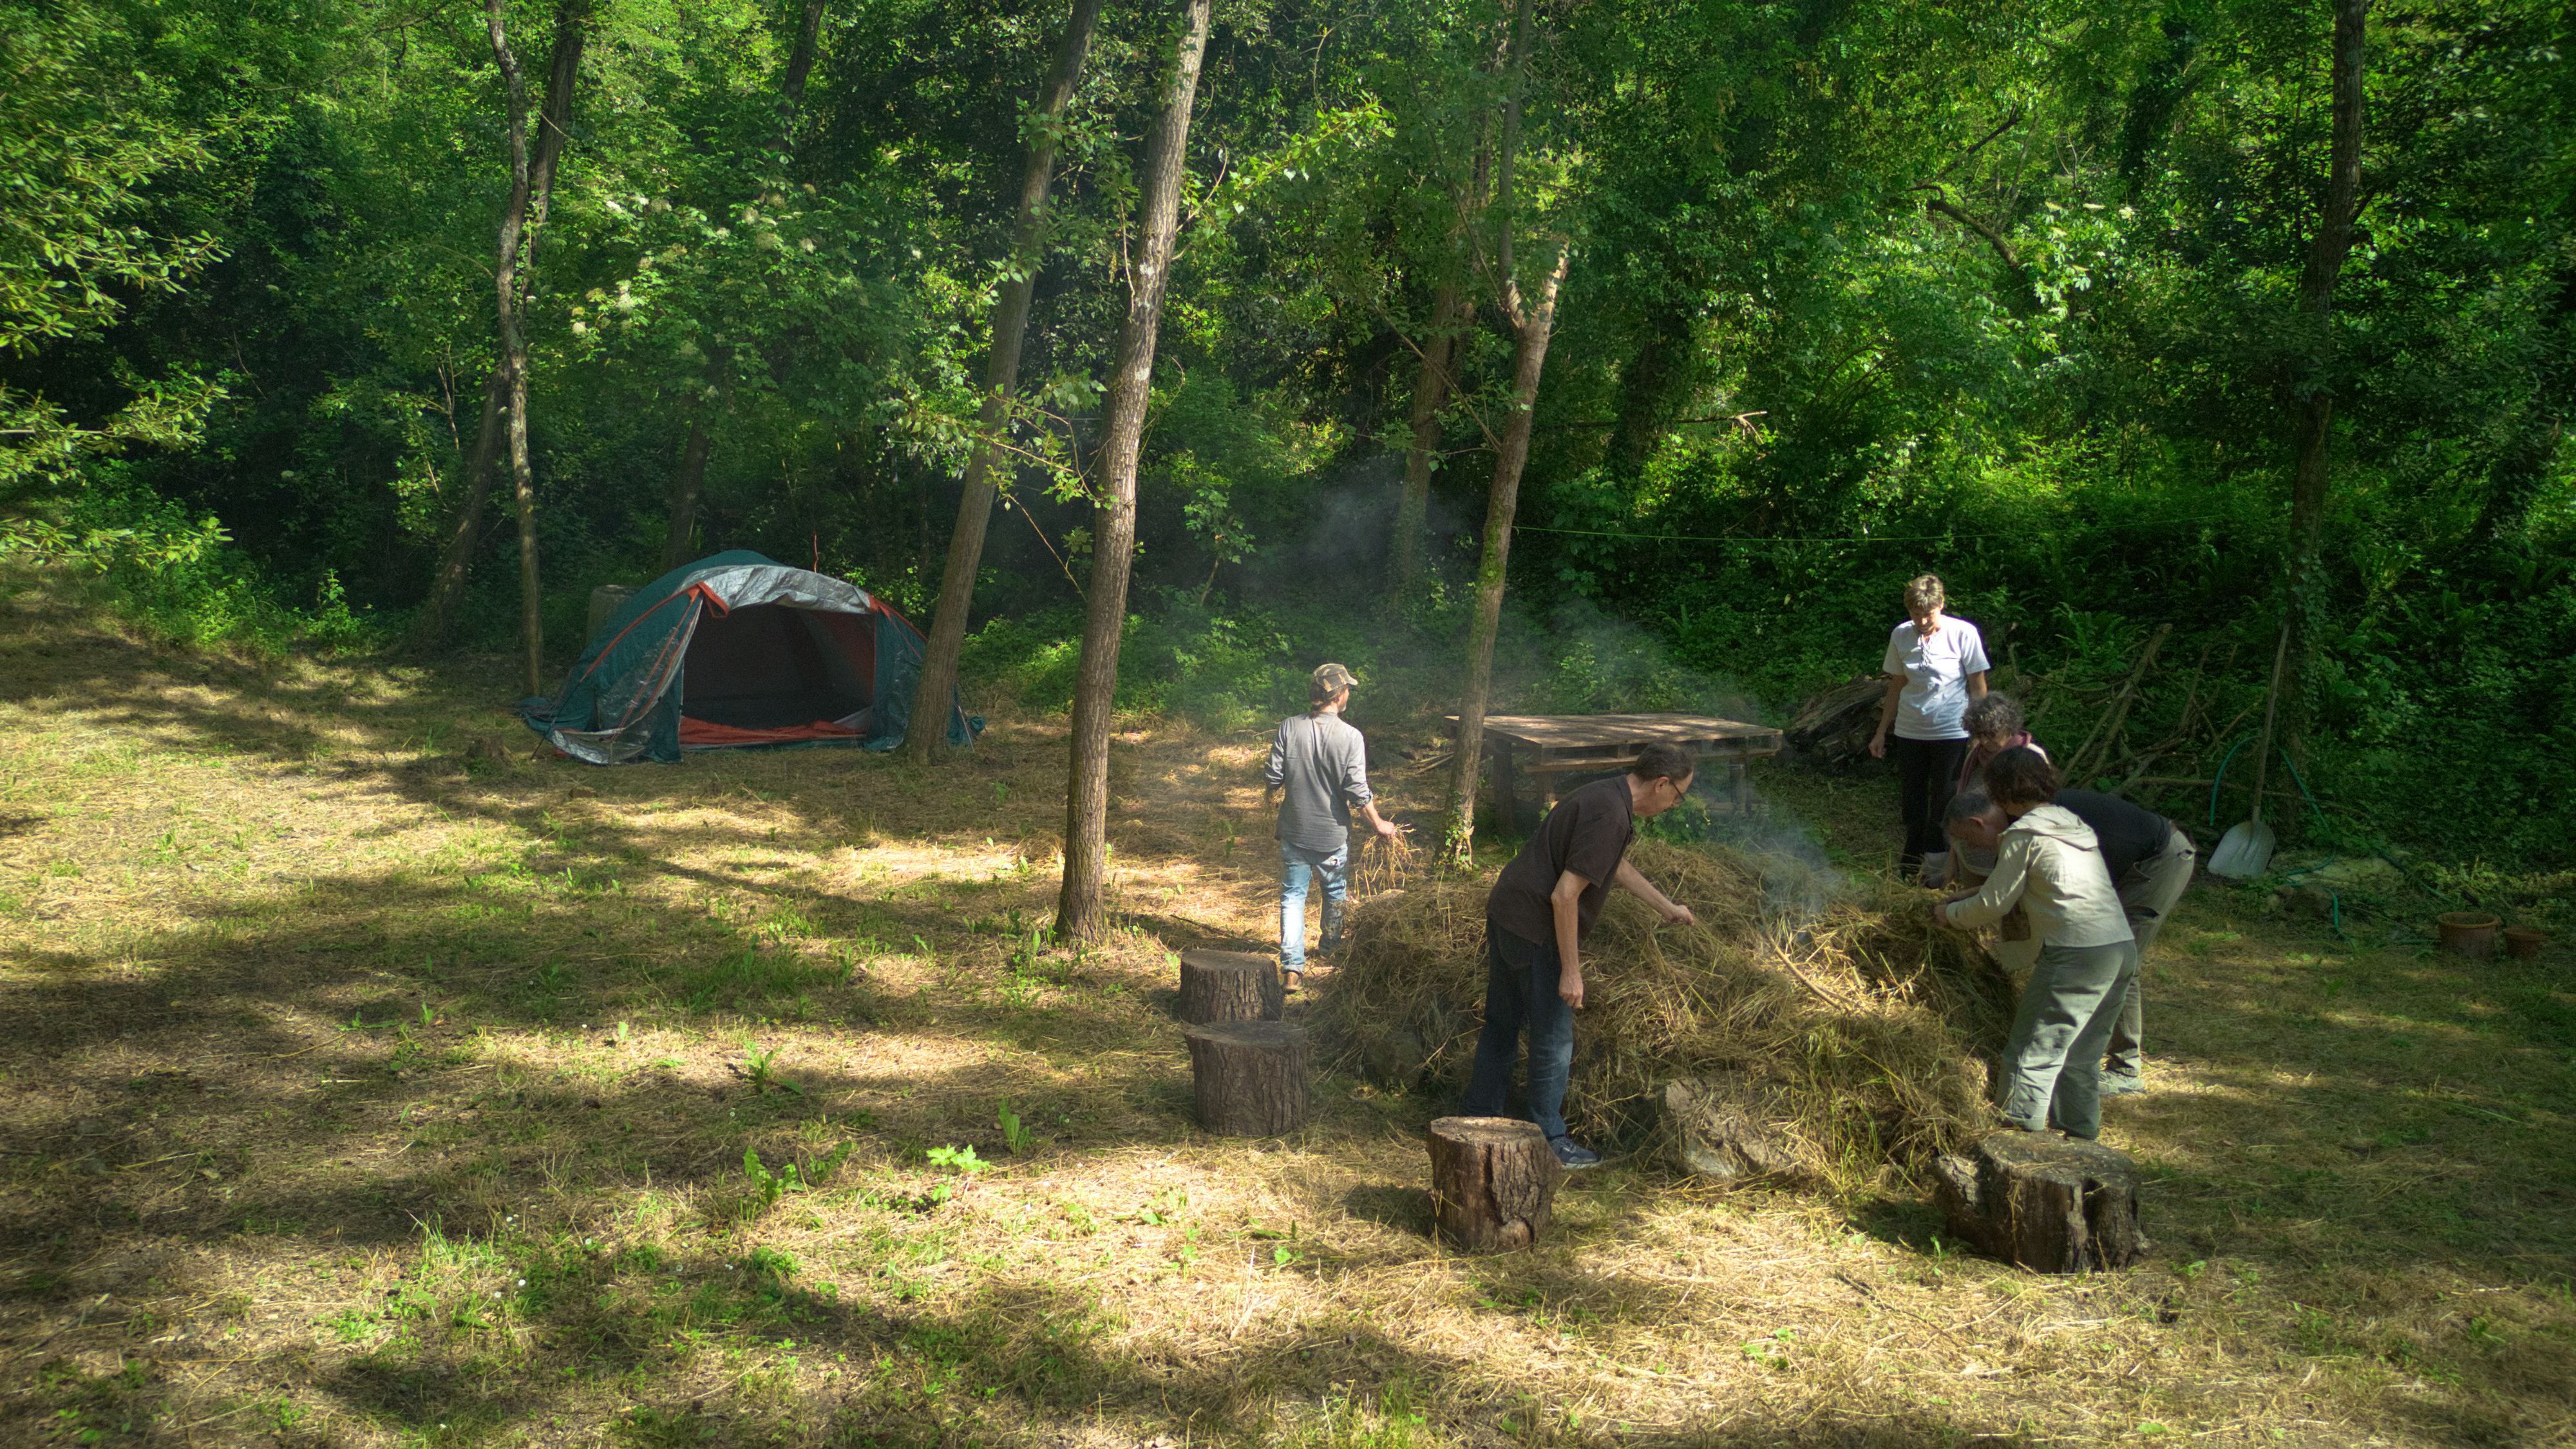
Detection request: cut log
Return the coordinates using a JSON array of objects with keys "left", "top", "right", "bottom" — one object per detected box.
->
[
  {"left": 1183, "top": 1021, "right": 1310, "bottom": 1136},
  {"left": 1931, "top": 1130, "right": 2146, "bottom": 1273},
  {"left": 585, "top": 583, "right": 636, "bottom": 639},
  {"left": 1425, "top": 1115, "right": 1560, "bottom": 1252},
  {"left": 1177, "top": 949, "right": 1283, "bottom": 1024},
  {"left": 1786, "top": 674, "right": 1891, "bottom": 769},
  {"left": 1661, "top": 1076, "right": 1803, "bottom": 1185}
]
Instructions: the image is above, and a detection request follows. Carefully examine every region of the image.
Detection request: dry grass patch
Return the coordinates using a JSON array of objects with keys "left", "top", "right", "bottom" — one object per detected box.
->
[{"left": 0, "top": 578, "right": 2570, "bottom": 1447}]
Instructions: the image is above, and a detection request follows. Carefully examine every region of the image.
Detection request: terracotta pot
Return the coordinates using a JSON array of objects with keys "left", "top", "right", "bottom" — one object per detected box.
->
[
  {"left": 2437, "top": 911, "right": 2500, "bottom": 960},
  {"left": 2503, "top": 926, "right": 2548, "bottom": 961}
]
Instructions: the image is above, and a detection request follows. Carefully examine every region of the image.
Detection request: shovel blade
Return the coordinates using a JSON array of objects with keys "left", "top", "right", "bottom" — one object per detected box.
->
[{"left": 2208, "top": 819, "right": 2277, "bottom": 879}]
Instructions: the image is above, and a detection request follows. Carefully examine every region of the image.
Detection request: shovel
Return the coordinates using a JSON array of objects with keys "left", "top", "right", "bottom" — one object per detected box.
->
[{"left": 2210, "top": 624, "right": 2290, "bottom": 880}]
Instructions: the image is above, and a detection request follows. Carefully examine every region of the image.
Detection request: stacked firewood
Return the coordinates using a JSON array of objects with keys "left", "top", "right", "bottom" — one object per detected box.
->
[{"left": 1783, "top": 674, "right": 1889, "bottom": 768}]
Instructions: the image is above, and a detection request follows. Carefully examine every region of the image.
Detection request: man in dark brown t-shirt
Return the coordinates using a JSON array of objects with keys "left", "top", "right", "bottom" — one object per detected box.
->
[{"left": 1464, "top": 742, "right": 1700, "bottom": 1168}]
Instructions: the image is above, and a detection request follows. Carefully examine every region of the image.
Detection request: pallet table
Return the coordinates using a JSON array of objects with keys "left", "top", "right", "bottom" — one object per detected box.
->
[{"left": 1442, "top": 712, "right": 1785, "bottom": 828}]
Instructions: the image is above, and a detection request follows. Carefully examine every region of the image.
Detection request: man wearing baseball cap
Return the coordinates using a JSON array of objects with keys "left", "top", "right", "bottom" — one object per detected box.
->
[{"left": 1263, "top": 663, "right": 1402, "bottom": 992}]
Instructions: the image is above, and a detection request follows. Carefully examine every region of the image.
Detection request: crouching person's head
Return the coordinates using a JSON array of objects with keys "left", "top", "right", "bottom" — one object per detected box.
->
[
  {"left": 1628, "top": 742, "right": 1696, "bottom": 818},
  {"left": 1981, "top": 746, "right": 2060, "bottom": 819},
  {"left": 1945, "top": 787, "right": 2009, "bottom": 874}
]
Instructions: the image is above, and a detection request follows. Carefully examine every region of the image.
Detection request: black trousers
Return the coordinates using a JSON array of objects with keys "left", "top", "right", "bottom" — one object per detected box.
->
[{"left": 1892, "top": 734, "right": 1970, "bottom": 867}]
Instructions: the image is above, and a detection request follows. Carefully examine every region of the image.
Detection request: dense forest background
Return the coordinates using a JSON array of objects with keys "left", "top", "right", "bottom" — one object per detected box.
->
[{"left": 5, "top": 0, "right": 2571, "bottom": 868}]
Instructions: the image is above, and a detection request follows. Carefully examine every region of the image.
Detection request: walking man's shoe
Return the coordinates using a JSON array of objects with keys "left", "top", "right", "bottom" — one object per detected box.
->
[{"left": 1549, "top": 1137, "right": 1601, "bottom": 1169}]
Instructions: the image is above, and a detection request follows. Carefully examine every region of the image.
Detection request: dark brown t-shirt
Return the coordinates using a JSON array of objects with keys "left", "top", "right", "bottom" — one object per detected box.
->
[{"left": 1487, "top": 775, "right": 1636, "bottom": 947}]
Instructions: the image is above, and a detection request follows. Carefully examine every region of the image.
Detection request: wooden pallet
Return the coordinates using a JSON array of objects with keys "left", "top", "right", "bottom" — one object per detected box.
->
[{"left": 1442, "top": 712, "right": 1785, "bottom": 827}]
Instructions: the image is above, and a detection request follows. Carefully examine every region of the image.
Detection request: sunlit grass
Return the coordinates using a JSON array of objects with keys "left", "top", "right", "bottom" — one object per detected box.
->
[{"left": 0, "top": 580, "right": 2568, "bottom": 1446}]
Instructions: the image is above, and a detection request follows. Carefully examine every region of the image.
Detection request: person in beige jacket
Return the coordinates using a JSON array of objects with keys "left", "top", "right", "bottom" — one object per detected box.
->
[{"left": 1936, "top": 748, "right": 2137, "bottom": 1139}]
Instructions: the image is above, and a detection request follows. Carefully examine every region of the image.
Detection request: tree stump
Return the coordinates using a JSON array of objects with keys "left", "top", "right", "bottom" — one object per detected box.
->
[
  {"left": 1425, "top": 1116, "right": 1561, "bottom": 1252},
  {"left": 585, "top": 583, "right": 636, "bottom": 638},
  {"left": 1932, "top": 1130, "right": 2146, "bottom": 1273},
  {"left": 1177, "top": 949, "right": 1283, "bottom": 1024},
  {"left": 1182, "top": 1021, "right": 1309, "bottom": 1136}
]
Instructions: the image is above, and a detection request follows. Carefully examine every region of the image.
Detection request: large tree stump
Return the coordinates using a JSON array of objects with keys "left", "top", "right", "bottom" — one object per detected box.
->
[
  {"left": 1932, "top": 1131, "right": 2146, "bottom": 1273},
  {"left": 1177, "top": 949, "right": 1283, "bottom": 1025},
  {"left": 1183, "top": 1021, "right": 1309, "bottom": 1136},
  {"left": 1426, "top": 1116, "right": 1561, "bottom": 1252}
]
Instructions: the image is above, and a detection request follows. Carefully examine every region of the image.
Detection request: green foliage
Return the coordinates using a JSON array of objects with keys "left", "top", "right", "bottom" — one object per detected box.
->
[
  {"left": 924, "top": 1144, "right": 988, "bottom": 1175},
  {"left": 3, "top": 0, "right": 2566, "bottom": 867},
  {"left": 741, "top": 1141, "right": 850, "bottom": 1210},
  {"left": 0, "top": 0, "right": 227, "bottom": 497},
  {"left": 996, "top": 1100, "right": 1034, "bottom": 1157}
]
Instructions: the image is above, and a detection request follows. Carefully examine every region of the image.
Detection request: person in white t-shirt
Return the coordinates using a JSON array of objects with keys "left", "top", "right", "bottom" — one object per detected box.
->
[{"left": 1866, "top": 574, "right": 1991, "bottom": 881}]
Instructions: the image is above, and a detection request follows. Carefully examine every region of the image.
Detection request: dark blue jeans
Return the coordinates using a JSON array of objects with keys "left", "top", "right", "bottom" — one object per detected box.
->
[{"left": 1461, "top": 918, "right": 1577, "bottom": 1142}]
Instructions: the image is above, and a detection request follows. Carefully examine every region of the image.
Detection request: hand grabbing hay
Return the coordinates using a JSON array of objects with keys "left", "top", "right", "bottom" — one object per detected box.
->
[{"left": 1350, "top": 828, "right": 1422, "bottom": 898}]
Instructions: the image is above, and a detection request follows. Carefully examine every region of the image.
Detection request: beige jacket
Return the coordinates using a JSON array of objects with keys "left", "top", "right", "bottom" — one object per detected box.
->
[{"left": 1942, "top": 804, "right": 2133, "bottom": 949}]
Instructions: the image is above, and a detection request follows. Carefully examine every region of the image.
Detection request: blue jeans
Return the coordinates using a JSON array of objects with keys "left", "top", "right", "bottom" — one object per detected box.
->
[
  {"left": 1278, "top": 840, "right": 1349, "bottom": 971},
  {"left": 1461, "top": 918, "right": 1577, "bottom": 1142}
]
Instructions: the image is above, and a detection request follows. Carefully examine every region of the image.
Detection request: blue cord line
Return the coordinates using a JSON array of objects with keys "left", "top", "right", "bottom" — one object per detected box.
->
[
  {"left": 2208, "top": 737, "right": 2252, "bottom": 827},
  {"left": 2207, "top": 737, "right": 2329, "bottom": 828}
]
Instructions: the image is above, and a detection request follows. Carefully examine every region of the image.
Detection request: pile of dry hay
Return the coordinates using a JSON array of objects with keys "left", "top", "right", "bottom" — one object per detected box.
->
[{"left": 1312, "top": 838, "right": 2020, "bottom": 1194}]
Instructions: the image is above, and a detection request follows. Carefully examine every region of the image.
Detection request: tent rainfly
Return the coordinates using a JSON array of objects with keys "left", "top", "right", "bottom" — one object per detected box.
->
[{"left": 520, "top": 551, "right": 978, "bottom": 764}]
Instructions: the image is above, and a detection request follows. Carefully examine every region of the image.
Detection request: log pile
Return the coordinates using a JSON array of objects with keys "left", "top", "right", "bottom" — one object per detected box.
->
[{"left": 1785, "top": 674, "right": 1888, "bottom": 768}]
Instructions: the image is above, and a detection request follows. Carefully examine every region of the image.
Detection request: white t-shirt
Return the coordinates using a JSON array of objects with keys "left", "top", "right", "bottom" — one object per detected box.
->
[{"left": 1881, "top": 615, "right": 1991, "bottom": 741}]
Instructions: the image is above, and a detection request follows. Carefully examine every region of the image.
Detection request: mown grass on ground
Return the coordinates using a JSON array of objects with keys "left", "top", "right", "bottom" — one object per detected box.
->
[{"left": 1, "top": 573, "right": 2571, "bottom": 1447}]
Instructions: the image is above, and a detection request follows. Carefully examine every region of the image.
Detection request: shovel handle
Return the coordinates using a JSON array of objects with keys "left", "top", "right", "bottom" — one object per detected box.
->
[{"left": 2246, "top": 624, "right": 2291, "bottom": 826}]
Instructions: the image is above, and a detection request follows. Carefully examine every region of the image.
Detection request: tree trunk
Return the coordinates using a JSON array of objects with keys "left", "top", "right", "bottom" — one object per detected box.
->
[
  {"left": 1426, "top": 1116, "right": 1560, "bottom": 1251},
  {"left": 421, "top": 0, "right": 587, "bottom": 651},
  {"left": 1932, "top": 1130, "right": 2147, "bottom": 1273},
  {"left": 487, "top": 0, "right": 551, "bottom": 696},
  {"left": 909, "top": 0, "right": 1103, "bottom": 764},
  {"left": 657, "top": 19, "right": 825, "bottom": 579},
  {"left": 1054, "top": 0, "right": 1211, "bottom": 942},
  {"left": 415, "top": 372, "right": 506, "bottom": 646},
  {"left": 2280, "top": 0, "right": 2368, "bottom": 755},
  {"left": 1439, "top": 0, "right": 1556, "bottom": 867},
  {"left": 661, "top": 413, "right": 713, "bottom": 571},
  {"left": 1184, "top": 1021, "right": 1312, "bottom": 1137},
  {"left": 1390, "top": 285, "right": 1461, "bottom": 594},
  {"left": 1177, "top": 949, "right": 1284, "bottom": 1025},
  {"left": 1440, "top": 247, "right": 1566, "bottom": 866},
  {"left": 778, "top": 0, "right": 827, "bottom": 125}
]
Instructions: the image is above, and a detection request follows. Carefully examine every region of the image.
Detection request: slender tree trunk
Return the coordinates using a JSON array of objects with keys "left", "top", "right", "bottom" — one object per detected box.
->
[
  {"left": 779, "top": 0, "right": 828, "bottom": 123},
  {"left": 655, "top": 10, "right": 827, "bottom": 577},
  {"left": 1442, "top": 247, "right": 1567, "bottom": 865},
  {"left": 1054, "top": 0, "right": 1213, "bottom": 942},
  {"left": 416, "top": 372, "right": 506, "bottom": 645},
  {"left": 662, "top": 414, "right": 714, "bottom": 570},
  {"left": 2281, "top": 0, "right": 2368, "bottom": 753},
  {"left": 1441, "top": 0, "right": 1549, "bottom": 867},
  {"left": 1390, "top": 284, "right": 1461, "bottom": 593},
  {"left": 488, "top": 0, "right": 548, "bottom": 694},
  {"left": 418, "top": 1, "right": 588, "bottom": 649},
  {"left": 909, "top": 0, "right": 1104, "bottom": 762}
]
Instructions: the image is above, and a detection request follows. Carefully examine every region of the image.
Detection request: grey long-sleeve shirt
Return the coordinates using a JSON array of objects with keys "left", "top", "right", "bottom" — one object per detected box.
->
[{"left": 1264, "top": 710, "right": 1372, "bottom": 854}]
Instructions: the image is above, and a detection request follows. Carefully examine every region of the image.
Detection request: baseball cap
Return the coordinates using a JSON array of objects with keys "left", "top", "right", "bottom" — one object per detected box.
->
[{"left": 1311, "top": 662, "right": 1358, "bottom": 697}]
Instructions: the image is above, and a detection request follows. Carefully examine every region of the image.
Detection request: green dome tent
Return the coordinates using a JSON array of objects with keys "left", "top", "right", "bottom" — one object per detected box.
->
[{"left": 519, "top": 550, "right": 978, "bottom": 764}]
